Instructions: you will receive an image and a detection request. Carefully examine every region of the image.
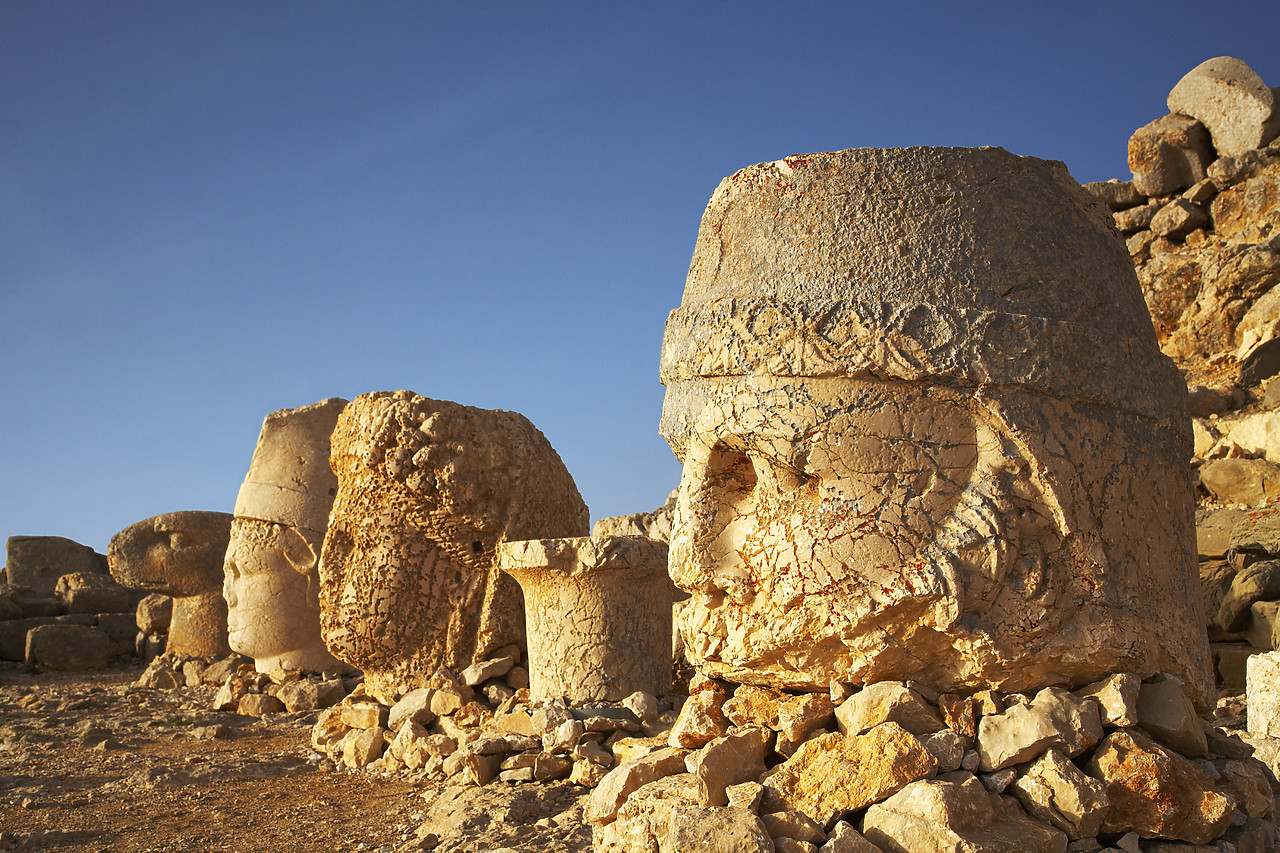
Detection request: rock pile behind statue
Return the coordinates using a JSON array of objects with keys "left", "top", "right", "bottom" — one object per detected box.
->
[
  {"left": 319, "top": 391, "right": 589, "bottom": 699},
  {"left": 108, "top": 511, "right": 233, "bottom": 658},
  {"left": 224, "top": 397, "right": 349, "bottom": 674},
  {"left": 659, "top": 146, "right": 1214, "bottom": 706}
]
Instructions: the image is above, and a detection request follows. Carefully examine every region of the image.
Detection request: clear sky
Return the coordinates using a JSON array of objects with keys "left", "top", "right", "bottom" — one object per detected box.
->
[{"left": 3, "top": 2, "right": 1278, "bottom": 554}]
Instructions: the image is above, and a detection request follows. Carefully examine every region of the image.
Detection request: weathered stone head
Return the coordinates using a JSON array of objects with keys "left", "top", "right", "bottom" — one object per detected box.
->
[
  {"left": 319, "top": 391, "right": 589, "bottom": 698},
  {"left": 223, "top": 397, "right": 348, "bottom": 674},
  {"left": 660, "top": 147, "right": 1213, "bottom": 704},
  {"left": 108, "top": 510, "right": 233, "bottom": 658}
]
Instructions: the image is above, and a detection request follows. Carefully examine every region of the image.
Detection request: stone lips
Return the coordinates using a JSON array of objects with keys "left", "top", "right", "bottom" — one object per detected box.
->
[
  {"left": 660, "top": 146, "right": 1213, "bottom": 706},
  {"left": 319, "top": 391, "right": 589, "bottom": 697}
]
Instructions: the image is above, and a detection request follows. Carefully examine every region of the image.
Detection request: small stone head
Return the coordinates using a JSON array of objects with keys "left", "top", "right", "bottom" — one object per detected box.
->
[{"left": 660, "top": 147, "right": 1211, "bottom": 703}]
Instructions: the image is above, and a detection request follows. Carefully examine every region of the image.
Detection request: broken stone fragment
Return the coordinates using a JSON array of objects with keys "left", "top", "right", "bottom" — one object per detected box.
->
[
  {"left": 24, "top": 624, "right": 111, "bottom": 671},
  {"left": 818, "top": 821, "right": 884, "bottom": 853},
  {"left": 862, "top": 773, "right": 1068, "bottom": 853},
  {"left": 1076, "top": 673, "right": 1140, "bottom": 727},
  {"left": 1009, "top": 748, "right": 1109, "bottom": 839},
  {"left": 976, "top": 687, "right": 1103, "bottom": 772},
  {"left": 587, "top": 746, "right": 689, "bottom": 825},
  {"left": 667, "top": 687, "right": 731, "bottom": 748},
  {"left": 600, "top": 772, "right": 773, "bottom": 853},
  {"left": 1135, "top": 674, "right": 1208, "bottom": 757},
  {"left": 761, "top": 723, "right": 937, "bottom": 828},
  {"left": 1088, "top": 728, "right": 1235, "bottom": 844},
  {"left": 685, "top": 726, "right": 770, "bottom": 806},
  {"left": 761, "top": 809, "right": 826, "bottom": 845},
  {"left": 835, "top": 682, "right": 945, "bottom": 738},
  {"left": 1128, "top": 113, "right": 1213, "bottom": 197}
]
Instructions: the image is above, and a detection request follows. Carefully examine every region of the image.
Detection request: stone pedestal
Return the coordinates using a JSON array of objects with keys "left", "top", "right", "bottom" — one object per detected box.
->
[{"left": 497, "top": 535, "right": 672, "bottom": 703}]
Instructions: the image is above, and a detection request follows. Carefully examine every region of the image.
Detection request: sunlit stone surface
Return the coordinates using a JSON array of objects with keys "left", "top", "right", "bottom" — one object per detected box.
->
[{"left": 659, "top": 147, "right": 1212, "bottom": 705}]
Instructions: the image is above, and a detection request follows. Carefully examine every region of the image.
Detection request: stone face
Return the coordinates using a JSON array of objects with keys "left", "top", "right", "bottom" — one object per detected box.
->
[
  {"left": 496, "top": 534, "right": 672, "bottom": 702},
  {"left": 319, "top": 391, "right": 589, "bottom": 697},
  {"left": 5, "top": 536, "right": 107, "bottom": 596},
  {"left": 25, "top": 623, "right": 111, "bottom": 670},
  {"left": 975, "top": 687, "right": 1103, "bottom": 772},
  {"left": 1127, "top": 114, "right": 1213, "bottom": 197},
  {"left": 862, "top": 774, "right": 1068, "bottom": 853},
  {"left": 660, "top": 147, "right": 1212, "bottom": 706},
  {"left": 107, "top": 511, "right": 234, "bottom": 658},
  {"left": 1167, "top": 56, "right": 1280, "bottom": 158},
  {"left": 1088, "top": 729, "right": 1235, "bottom": 844},
  {"left": 762, "top": 723, "right": 937, "bottom": 827},
  {"left": 225, "top": 398, "right": 349, "bottom": 674}
]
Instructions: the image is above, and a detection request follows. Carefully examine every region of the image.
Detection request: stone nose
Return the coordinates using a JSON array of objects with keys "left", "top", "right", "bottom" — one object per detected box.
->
[{"left": 668, "top": 443, "right": 758, "bottom": 604}]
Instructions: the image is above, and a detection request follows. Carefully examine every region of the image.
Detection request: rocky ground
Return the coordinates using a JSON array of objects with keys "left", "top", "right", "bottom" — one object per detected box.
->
[{"left": 0, "top": 661, "right": 592, "bottom": 853}]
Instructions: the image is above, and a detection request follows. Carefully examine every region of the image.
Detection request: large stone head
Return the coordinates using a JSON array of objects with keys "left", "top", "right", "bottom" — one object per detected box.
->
[
  {"left": 660, "top": 147, "right": 1212, "bottom": 704},
  {"left": 319, "top": 391, "right": 589, "bottom": 698},
  {"left": 108, "top": 510, "right": 233, "bottom": 658},
  {"left": 223, "top": 397, "right": 348, "bottom": 674}
]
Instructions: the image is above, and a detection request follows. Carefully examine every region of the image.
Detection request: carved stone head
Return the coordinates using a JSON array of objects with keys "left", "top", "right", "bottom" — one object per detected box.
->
[
  {"left": 660, "top": 147, "right": 1212, "bottom": 705},
  {"left": 223, "top": 397, "right": 348, "bottom": 674},
  {"left": 318, "top": 391, "right": 589, "bottom": 698}
]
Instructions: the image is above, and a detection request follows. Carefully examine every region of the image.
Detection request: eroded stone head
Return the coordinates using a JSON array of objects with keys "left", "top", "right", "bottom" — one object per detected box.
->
[
  {"left": 660, "top": 147, "right": 1212, "bottom": 704},
  {"left": 223, "top": 397, "right": 348, "bottom": 674},
  {"left": 108, "top": 510, "right": 233, "bottom": 658},
  {"left": 319, "top": 391, "right": 589, "bottom": 698}
]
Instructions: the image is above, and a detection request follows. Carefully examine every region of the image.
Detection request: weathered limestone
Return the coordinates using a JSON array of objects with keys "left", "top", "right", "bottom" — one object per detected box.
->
[
  {"left": 24, "top": 623, "right": 112, "bottom": 670},
  {"left": 53, "top": 572, "right": 133, "bottom": 614},
  {"left": 862, "top": 774, "right": 1069, "bottom": 853},
  {"left": 497, "top": 534, "right": 672, "bottom": 702},
  {"left": 974, "top": 687, "right": 1102, "bottom": 772},
  {"left": 1128, "top": 114, "right": 1213, "bottom": 197},
  {"left": 1247, "top": 650, "right": 1280, "bottom": 737},
  {"left": 319, "top": 391, "right": 588, "bottom": 698},
  {"left": 660, "top": 147, "right": 1212, "bottom": 705},
  {"left": 5, "top": 536, "right": 107, "bottom": 596},
  {"left": 224, "top": 397, "right": 349, "bottom": 674},
  {"left": 1167, "top": 56, "right": 1280, "bottom": 158},
  {"left": 108, "top": 511, "right": 234, "bottom": 658}
]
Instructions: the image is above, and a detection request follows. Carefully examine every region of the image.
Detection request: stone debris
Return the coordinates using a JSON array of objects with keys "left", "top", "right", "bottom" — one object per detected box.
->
[
  {"left": 1167, "top": 56, "right": 1280, "bottom": 158},
  {"left": 108, "top": 510, "right": 234, "bottom": 659},
  {"left": 318, "top": 390, "right": 589, "bottom": 699},
  {"left": 4, "top": 535, "right": 109, "bottom": 595}
]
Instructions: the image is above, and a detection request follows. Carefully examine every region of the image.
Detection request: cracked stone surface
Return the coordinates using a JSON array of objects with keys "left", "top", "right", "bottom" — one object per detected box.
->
[
  {"left": 659, "top": 146, "right": 1213, "bottom": 705},
  {"left": 319, "top": 391, "right": 589, "bottom": 699}
]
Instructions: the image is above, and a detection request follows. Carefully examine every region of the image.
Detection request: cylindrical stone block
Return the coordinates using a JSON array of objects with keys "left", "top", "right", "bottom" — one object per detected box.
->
[{"left": 497, "top": 535, "right": 672, "bottom": 703}]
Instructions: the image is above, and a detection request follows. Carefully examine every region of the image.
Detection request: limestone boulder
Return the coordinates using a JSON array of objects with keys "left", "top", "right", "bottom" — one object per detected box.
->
[
  {"left": 599, "top": 773, "right": 774, "bottom": 853},
  {"left": 1088, "top": 728, "right": 1235, "bottom": 844},
  {"left": 319, "top": 391, "right": 588, "bottom": 697},
  {"left": 1247, "top": 651, "right": 1280, "bottom": 737},
  {"left": 1135, "top": 675, "right": 1208, "bottom": 757},
  {"left": 862, "top": 773, "right": 1068, "bottom": 853},
  {"left": 108, "top": 511, "right": 233, "bottom": 658},
  {"left": 591, "top": 489, "right": 678, "bottom": 542},
  {"left": 723, "top": 685, "right": 833, "bottom": 754},
  {"left": 1076, "top": 672, "right": 1140, "bottom": 727},
  {"left": 1167, "top": 56, "right": 1280, "bottom": 157},
  {"left": 819, "top": 822, "right": 884, "bottom": 853},
  {"left": 685, "top": 726, "right": 770, "bottom": 807},
  {"left": 1128, "top": 113, "right": 1213, "bottom": 197},
  {"left": 761, "top": 723, "right": 936, "bottom": 827},
  {"left": 660, "top": 147, "right": 1212, "bottom": 706},
  {"left": 1212, "top": 159, "right": 1280, "bottom": 243},
  {"left": 1150, "top": 199, "right": 1208, "bottom": 240},
  {"left": 1200, "top": 458, "right": 1280, "bottom": 506},
  {"left": 25, "top": 623, "right": 111, "bottom": 670},
  {"left": 54, "top": 572, "right": 133, "bottom": 614},
  {"left": 1232, "top": 507, "right": 1280, "bottom": 556},
  {"left": 5, "top": 536, "right": 107, "bottom": 596},
  {"left": 135, "top": 593, "right": 172, "bottom": 634},
  {"left": 1009, "top": 748, "right": 1109, "bottom": 839},
  {"left": 1217, "top": 560, "right": 1280, "bottom": 632},
  {"left": 835, "top": 682, "right": 945, "bottom": 738},
  {"left": 975, "top": 687, "right": 1103, "bottom": 772},
  {"left": 588, "top": 747, "right": 690, "bottom": 825}
]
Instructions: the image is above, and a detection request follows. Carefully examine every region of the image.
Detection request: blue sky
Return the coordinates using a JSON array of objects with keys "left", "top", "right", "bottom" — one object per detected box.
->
[{"left": 3, "top": 2, "right": 1278, "bottom": 553}]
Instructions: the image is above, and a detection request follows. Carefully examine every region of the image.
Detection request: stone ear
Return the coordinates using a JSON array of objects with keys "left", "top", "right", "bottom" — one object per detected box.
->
[{"left": 279, "top": 527, "right": 318, "bottom": 574}]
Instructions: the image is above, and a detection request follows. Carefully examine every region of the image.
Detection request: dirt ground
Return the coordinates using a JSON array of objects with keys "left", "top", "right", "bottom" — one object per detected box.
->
[{"left": 0, "top": 661, "right": 592, "bottom": 853}]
